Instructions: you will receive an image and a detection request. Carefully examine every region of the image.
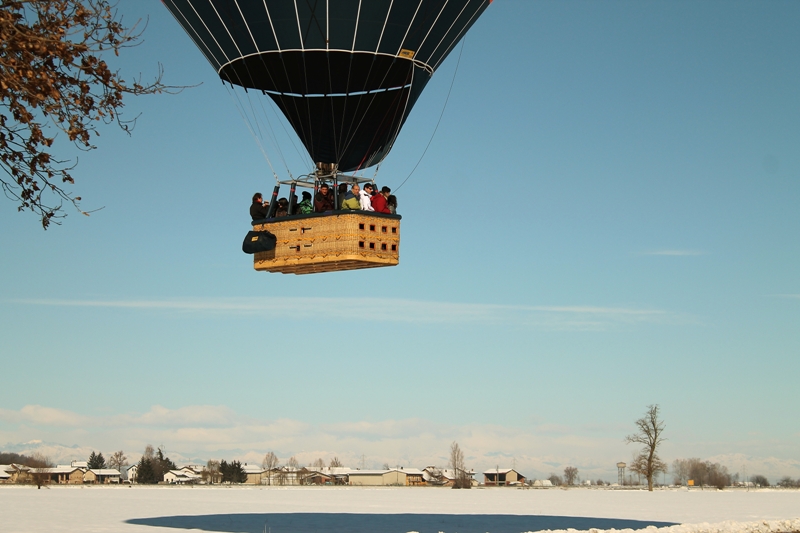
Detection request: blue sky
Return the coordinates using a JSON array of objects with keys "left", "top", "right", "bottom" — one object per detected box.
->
[{"left": 1, "top": 0, "right": 798, "bottom": 481}]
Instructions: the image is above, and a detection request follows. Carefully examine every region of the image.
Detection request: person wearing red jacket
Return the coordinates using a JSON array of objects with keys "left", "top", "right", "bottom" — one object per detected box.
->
[{"left": 371, "top": 186, "right": 392, "bottom": 214}]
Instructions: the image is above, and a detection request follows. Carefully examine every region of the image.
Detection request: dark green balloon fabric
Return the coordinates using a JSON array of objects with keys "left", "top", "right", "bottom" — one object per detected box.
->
[{"left": 163, "top": 0, "right": 490, "bottom": 171}]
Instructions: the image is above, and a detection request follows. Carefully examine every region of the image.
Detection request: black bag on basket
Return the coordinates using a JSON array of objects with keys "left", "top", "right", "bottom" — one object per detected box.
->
[{"left": 242, "top": 230, "right": 277, "bottom": 254}]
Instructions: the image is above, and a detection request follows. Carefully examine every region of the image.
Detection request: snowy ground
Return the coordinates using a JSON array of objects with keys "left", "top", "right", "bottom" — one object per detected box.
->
[{"left": 0, "top": 485, "right": 798, "bottom": 533}]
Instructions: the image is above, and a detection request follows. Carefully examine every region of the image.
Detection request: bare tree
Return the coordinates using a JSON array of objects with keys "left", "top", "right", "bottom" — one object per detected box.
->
[
  {"left": 108, "top": 450, "right": 127, "bottom": 472},
  {"left": 287, "top": 456, "right": 299, "bottom": 468},
  {"left": 449, "top": 441, "right": 471, "bottom": 489},
  {"left": 0, "top": 0, "right": 179, "bottom": 227},
  {"left": 275, "top": 467, "right": 287, "bottom": 486},
  {"left": 625, "top": 404, "right": 667, "bottom": 491},
  {"left": 203, "top": 460, "right": 220, "bottom": 485},
  {"left": 311, "top": 458, "right": 326, "bottom": 470},
  {"left": 548, "top": 473, "right": 563, "bottom": 486},
  {"left": 629, "top": 453, "right": 648, "bottom": 485},
  {"left": 672, "top": 458, "right": 690, "bottom": 486},
  {"left": 329, "top": 457, "right": 343, "bottom": 468},
  {"left": 563, "top": 466, "right": 579, "bottom": 486},
  {"left": 29, "top": 453, "right": 53, "bottom": 489},
  {"left": 143, "top": 444, "right": 155, "bottom": 460},
  {"left": 261, "top": 452, "right": 278, "bottom": 485}
]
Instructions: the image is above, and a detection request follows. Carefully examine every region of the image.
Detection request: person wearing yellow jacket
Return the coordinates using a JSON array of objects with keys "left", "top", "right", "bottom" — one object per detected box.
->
[{"left": 341, "top": 184, "right": 362, "bottom": 210}]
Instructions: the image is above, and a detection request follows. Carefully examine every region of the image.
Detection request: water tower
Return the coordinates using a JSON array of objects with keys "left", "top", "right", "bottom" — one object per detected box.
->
[{"left": 617, "top": 462, "right": 626, "bottom": 485}]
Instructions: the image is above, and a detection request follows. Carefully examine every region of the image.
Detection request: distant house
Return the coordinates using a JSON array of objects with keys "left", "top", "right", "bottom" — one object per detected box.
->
[
  {"left": 164, "top": 469, "right": 201, "bottom": 484},
  {"left": 300, "top": 469, "right": 331, "bottom": 485},
  {"left": 423, "top": 467, "right": 476, "bottom": 487},
  {"left": 298, "top": 466, "right": 351, "bottom": 485},
  {"left": 47, "top": 466, "right": 85, "bottom": 484},
  {"left": 181, "top": 465, "right": 205, "bottom": 476},
  {"left": 348, "top": 468, "right": 426, "bottom": 486},
  {"left": 2, "top": 464, "right": 31, "bottom": 483},
  {"left": 242, "top": 464, "right": 264, "bottom": 485},
  {"left": 84, "top": 469, "right": 121, "bottom": 484},
  {"left": 0, "top": 465, "right": 12, "bottom": 484},
  {"left": 0, "top": 463, "right": 85, "bottom": 485},
  {"left": 126, "top": 464, "right": 138, "bottom": 483},
  {"left": 264, "top": 466, "right": 306, "bottom": 486},
  {"left": 531, "top": 479, "right": 553, "bottom": 487},
  {"left": 483, "top": 468, "right": 525, "bottom": 486}
]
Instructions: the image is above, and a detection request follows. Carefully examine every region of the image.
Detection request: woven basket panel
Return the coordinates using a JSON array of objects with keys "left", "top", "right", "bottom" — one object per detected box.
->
[{"left": 252, "top": 213, "right": 400, "bottom": 274}]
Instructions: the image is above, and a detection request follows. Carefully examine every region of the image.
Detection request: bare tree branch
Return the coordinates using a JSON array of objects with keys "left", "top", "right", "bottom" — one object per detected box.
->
[{"left": 0, "top": 0, "right": 182, "bottom": 227}]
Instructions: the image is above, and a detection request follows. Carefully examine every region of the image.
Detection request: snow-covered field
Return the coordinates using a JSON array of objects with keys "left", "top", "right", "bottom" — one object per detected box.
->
[{"left": 0, "top": 486, "right": 798, "bottom": 533}]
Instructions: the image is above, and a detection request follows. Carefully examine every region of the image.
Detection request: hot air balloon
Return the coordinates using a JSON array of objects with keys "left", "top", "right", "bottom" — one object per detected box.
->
[{"left": 163, "top": 0, "right": 491, "bottom": 274}]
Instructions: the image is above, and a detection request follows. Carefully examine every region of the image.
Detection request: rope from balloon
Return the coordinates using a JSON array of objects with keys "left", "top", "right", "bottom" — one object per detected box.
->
[{"left": 395, "top": 38, "right": 467, "bottom": 193}]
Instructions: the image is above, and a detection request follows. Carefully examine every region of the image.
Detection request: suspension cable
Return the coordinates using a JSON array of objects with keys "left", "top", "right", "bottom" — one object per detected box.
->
[
  {"left": 224, "top": 83, "right": 280, "bottom": 181},
  {"left": 394, "top": 38, "right": 466, "bottom": 193}
]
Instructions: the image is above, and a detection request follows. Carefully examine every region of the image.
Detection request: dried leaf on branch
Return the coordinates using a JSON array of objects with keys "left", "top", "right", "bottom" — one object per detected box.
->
[{"left": 0, "top": 0, "right": 179, "bottom": 228}]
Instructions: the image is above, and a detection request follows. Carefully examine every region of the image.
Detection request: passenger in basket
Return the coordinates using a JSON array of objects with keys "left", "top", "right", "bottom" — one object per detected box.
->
[
  {"left": 275, "top": 197, "right": 289, "bottom": 217},
  {"left": 297, "top": 191, "right": 314, "bottom": 214},
  {"left": 341, "top": 184, "right": 361, "bottom": 210},
  {"left": 359, "top": 183, "right": 376, "bottom": 211},
  {"left": 250, "top": 192, "right": 270, "bottom": 221},
  {"left": 314, "top": 183, "right": 335, "bottom": 213},
  {"left": 337, "top": 183, "right": 348, "bottom": 210},
  {"left": 371, "top": 186, "right": 392, "bottom": 214},
  {"left": 387, "top": 194, "right": 397, "bottom": 214}
]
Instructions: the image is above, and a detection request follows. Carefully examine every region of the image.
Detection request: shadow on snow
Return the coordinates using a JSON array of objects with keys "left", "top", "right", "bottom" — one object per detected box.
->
[{"left": 125, "top": 512, "right": 676, "bottom": 533}]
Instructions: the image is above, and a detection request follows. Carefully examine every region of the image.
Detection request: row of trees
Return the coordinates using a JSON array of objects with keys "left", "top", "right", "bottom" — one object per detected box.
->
[
  {"left": 134, "top": 445, "right": 176, "bottom": 484},
  {"left": 548, "top": 467, "right": 607, "bottom": 487},
  {"left": 86, "top": 450, "right": 128, "bottom": 471},
  {"left": 671, "top": 458, "right": 733, "bottom": 489}
]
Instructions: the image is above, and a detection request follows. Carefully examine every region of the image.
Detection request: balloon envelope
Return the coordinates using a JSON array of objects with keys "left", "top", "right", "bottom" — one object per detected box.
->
[{"left": 163, "top": 0, "right": 491, "bottom": 171}]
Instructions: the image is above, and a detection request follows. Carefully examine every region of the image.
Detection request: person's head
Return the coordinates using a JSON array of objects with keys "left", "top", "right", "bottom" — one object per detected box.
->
[
  {"left": 338, "top": 183, "right": 348, "bottom": 194},
  {"left": 387, "top": 194, "right": 397, "bottom": 206},
  {"left": 363, "top": 183, "right": 374, "bottom": 195},
  {"left": 277, "top": 197, "right": 288, "bottom": 207},
  {"left": 302, "top": 191, "right": 312, "bottom": 200},
  {"left": 253, "top": 192, "right": 263, "bottom": 203},
  {"left": 351, "top": 183, "right": 360, "bottom": 195},
  {"left": 319, "top": 183, "right": 329, "bottom": 194},
  {"left": 381, "top": 186, "right": 391, "bottom": 198}
]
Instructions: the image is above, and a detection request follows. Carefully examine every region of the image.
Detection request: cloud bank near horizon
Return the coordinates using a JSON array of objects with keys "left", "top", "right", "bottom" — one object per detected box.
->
[{"left": 2, "top": 404, "right": 798, "bottom": 481}]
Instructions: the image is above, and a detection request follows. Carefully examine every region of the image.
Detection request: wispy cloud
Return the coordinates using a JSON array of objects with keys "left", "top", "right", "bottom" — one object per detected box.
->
[
  {"left": 0, "top": 404, "right": 238, "bottom": 430},
  {"left": 0, "top": 405, "right": 90, "bottom": 427},
  {"left": 10, "top": 297, "right": 669, "bottom": 330},
  {"left": 638, "top": 250, "right": 705, "bottom": 256}
]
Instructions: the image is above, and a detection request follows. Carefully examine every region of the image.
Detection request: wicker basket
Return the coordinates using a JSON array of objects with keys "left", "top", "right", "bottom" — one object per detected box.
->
[{"left": 252, "top": 212, "right": 400, "bottom": 274}]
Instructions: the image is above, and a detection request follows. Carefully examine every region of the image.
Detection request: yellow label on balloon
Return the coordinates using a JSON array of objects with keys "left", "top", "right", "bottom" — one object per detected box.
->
[{"left": 399, "top": 49, "right": 415, "bottom": 59}]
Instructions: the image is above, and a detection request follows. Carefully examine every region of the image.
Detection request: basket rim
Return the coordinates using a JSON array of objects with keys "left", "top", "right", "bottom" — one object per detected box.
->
[{"left": 252, "top": 211, "right": 400, "bottom": 227}]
